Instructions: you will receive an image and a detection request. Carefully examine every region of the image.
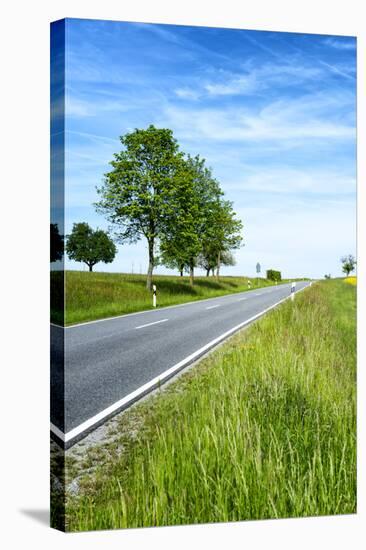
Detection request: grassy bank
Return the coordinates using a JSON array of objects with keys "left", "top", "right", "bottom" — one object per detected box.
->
[
  {"left": 66, "top": 280, "right": 356, "bottom": 530},
  {"left": 57, "top": 271, "right": 298, "bottom": 325}
]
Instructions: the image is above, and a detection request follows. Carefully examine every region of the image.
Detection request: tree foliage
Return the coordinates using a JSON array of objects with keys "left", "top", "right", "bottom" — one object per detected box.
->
[
  {"left": 66, "top": 222, "right": 116, "bottom": 272},
  {"left": 266, "top": 269, "right": 282, "bottom": 282},
  {"left": 158, "top": 156, "right": 204, "bottom": 284},
  {"left": 198, "top": 248, "right": 236, "bottom": 276},
  {"left": 206, "top": 199, "right": 242, "bottom": 281},
  {"left": 50, "top": 223, "right": 64, "bottom": 263},
  {"left": 96, "top": 125, "right": 244, "bottom": 287},
  {"left": 160, "top": 154, "right": 243, "bottom": 283},
  {"left": 341, "top": 254, "right": 356, "bottom": 276},
  {"left": 159, "top": 155, "right": 232, "bottom": 285}
]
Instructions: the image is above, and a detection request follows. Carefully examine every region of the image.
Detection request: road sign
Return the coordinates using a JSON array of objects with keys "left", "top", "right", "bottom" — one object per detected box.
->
[{"left": 256, "top": 262, "right": 261, "bottom": 274}]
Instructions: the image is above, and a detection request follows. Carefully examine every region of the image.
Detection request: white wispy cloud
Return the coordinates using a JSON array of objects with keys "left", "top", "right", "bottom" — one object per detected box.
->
[
  {"left": 159, "top": 92, "right": 355, "bottom": 145},
  {"left": 203, "top": 63, "right": 324, "bottom": 97},
  {"left": 173, "top": 58, "right": 340, "bottom": 101},
  {"left": 323, "top": 37, "right": 356, "bottom": 50},
  {"left": 204, "top": 73, "right": 257, "bottom": 96},
  {"left": 66, "top": 95, "right": 137, "bottom": 118},
  {"left": 319, "top": 61, "right": 356, "bottom": 81},
  {"left": 175, "top": 88, "right": 201, "bottom": 100}
]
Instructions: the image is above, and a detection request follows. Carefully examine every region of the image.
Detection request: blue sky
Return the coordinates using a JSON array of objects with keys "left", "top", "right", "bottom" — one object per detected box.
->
[{"left": 61, "top": 18, "right": 356, "bottom": 278}]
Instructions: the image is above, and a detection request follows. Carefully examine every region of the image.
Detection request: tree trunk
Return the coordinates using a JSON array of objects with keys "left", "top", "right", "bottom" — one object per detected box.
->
[
  {"left": 189, "top": 261, "right": 194, "bottom": 286},
  {"left": 206, "top": 268, "right": 210, "bottom": 277},
  {"left": 88, "top": 263, "right": 93, "bottom": 272},
  {"left": 216, "top": 250, "right": 221, "bottom": 281},
  {"left": 146, "top": 240, "right": 154, "bottom": 290},
  {"left": 179, "top": 264, "right": 184, "bottom": 277}
]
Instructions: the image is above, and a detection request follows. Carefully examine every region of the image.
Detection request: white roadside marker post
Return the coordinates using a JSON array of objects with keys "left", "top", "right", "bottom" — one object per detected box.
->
[
  {"left": 153, "top": 284, "right": 157, "bottom": 308},
  {"left": 248, "top": 280, "right": 251, "bottom": 289},
  {"left": 291, "top": 281, "right": 296, "bottom": 301}
]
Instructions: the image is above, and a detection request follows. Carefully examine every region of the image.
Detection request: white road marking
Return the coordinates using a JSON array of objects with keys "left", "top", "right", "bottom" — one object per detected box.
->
[
  {"left": 51, "top": 283, "right": 310, "bottom": 445},
  {"left": 238, "top": 297, "right": 247, "bottom": 301},
  {"left": 206, "top": 304, "right": 220, "bottom": 310},
  {"left": 135, "top": 319, "right": 168, "bottom": 330}
]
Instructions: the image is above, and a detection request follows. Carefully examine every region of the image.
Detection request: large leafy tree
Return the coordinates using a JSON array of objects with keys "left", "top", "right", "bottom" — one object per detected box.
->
[
  {"left": 341, "top": 254, "right": 356, "bottom": 276},
  {"left": 95, "top": 125, "right": 183, "bottom": 290},
  {"left": 66, "top": 222, "right": 116, "bottom": 272}
]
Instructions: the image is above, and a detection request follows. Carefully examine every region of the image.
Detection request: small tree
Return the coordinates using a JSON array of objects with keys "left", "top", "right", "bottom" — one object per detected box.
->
[
  {"left": 200, "top": 197, "right": 243, "bottom": 282},
  {"left": 50, "top": 223, "right": 64, "bottom": 262},
  {"left": 324, "top": 274, "right": 331, "bottom": 279},
  {"left": 221, "top": 250, "right": 236, "bottom": 269},
  {"left": 341, "top": 254, "right": 356, "bottom": 277},
  {"left": 266, "top": 269, "right": 281, "bottom": 282},
  {"left": 198, "top": 248, "right": 236, "bottom": 277},
  {"left": 66, "top": 222, "right": 116, "bottom": 272},
  {"left": 197, "top": 249, "right": 217, "bottom": 277}
]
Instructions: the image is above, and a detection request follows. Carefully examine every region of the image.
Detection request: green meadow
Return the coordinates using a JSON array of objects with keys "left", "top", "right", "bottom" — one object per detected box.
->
[
  {"left": 52, "top": 270, "right": 299, "bottom": 326},
  {"left": 66, "top": 279, "right": 356, "bottom": 530}
]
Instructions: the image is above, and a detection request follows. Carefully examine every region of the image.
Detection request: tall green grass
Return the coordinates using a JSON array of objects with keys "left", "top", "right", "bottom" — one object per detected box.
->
[
  {"left": 59, "top": 271, "right": 285, "bottom": 325},
  {"left": 66, "top": 280, "right": 356, "bottom": 530}
]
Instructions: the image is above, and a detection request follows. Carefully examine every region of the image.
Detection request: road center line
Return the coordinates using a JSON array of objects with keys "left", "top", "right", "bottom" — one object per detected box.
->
[
  {"left": 135, "top": 319, "right": 169, "bottom": 330},
  {"left": 206, "top": 304, "right": 221, "bottom": 310}
]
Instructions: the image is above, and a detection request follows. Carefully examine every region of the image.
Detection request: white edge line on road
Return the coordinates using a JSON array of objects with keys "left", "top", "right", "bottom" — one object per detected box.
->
[
  {"left": 135, "top": 319, "right": 168, "bottom": 330},
  {"left": 52, "top": 282, "right": 297, "bottom": 330},
  {"left": 50, "top": 422, "right": 65, "bottom": 441},
  {"left": 51, "top": 283, "right": 309, "bottom": 444},
  {"left": 238, "top": 297, "right": 247, "bottom": 301},
  {"left": 206, "top": 304, "right": 220, "bottom": 310}
]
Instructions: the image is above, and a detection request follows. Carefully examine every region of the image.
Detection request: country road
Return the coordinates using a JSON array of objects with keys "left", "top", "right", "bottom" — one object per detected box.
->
[{"left": 51, "top": 281, "right": 310, "bottom": 446}]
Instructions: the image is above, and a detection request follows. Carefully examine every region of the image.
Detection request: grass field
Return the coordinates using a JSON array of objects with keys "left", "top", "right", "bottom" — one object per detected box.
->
[
  {"left": 52, "top": 271, "right": 304, "bottom": 325},
  {"left": 65, "top": 279, "right": 356, "bottom": 530}
]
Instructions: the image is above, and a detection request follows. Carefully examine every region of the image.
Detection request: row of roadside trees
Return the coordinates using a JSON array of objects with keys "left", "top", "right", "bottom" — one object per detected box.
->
[{"left": 95, "top": 125, "right": 243, "bottom": 290}]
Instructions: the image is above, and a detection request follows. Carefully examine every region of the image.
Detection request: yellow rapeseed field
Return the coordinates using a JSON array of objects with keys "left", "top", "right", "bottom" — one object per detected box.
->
[{"left": 344, "top": 276, "right": 357, "bottom": 286}]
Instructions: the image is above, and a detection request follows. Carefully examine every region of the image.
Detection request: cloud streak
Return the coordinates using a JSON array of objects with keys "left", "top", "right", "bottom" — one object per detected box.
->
[
  {"left": 160, "top": 93, "right": 355, "bottom": 145},
  {"left": 323, "top": 37, "right": 356, "bottom": 50}
]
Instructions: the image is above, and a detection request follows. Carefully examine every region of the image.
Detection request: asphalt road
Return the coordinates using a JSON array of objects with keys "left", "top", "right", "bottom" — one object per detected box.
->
[{"left": 51, "top": 281, "right": 310, "bottom": 445}]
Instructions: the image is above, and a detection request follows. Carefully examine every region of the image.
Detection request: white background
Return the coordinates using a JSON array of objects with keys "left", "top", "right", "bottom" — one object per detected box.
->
[{"left": 1, "top": 0, "right": 364, "bottom": 548}]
